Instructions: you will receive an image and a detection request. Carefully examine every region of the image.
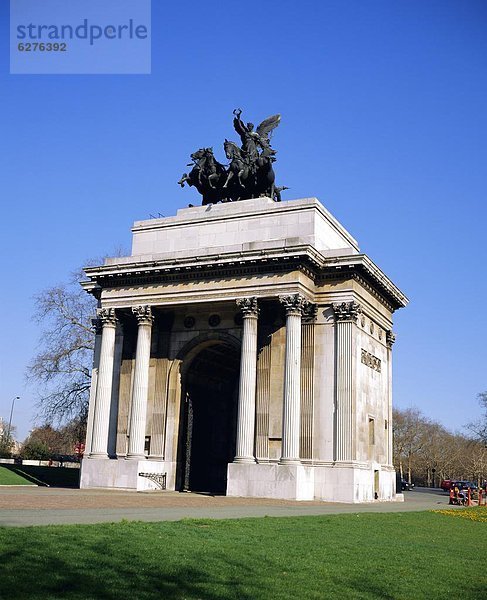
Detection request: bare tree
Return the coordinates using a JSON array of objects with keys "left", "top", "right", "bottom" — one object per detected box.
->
[
  {"left": 393, "top": 406, "right": 487, "bottom": 487},
  {"left": 393, "top": 407, "right": 429, "bottom": 484},
  {"left": 27, "top": 270, "right": 97, "bottom": 424},
  {"left": 467, "top": 391, "right": 487, "bottom": 443}
]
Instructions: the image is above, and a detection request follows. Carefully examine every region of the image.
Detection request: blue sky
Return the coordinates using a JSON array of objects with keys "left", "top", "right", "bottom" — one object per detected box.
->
[{"left": 1, "top": 0, "right": 486, "bottom": 441}]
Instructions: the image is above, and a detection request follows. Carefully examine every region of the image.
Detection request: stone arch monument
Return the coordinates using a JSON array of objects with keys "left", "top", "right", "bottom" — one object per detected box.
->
[{"left": 80, "top": 196, "right": 408, "bottom": 502}]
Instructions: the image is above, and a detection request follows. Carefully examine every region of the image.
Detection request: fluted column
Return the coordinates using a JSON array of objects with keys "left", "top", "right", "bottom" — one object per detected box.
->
[
  {"left": 300, "top": 303, "right": 317, "bottom": 460},
  {"left": 126, "top": 305, "right": 154, "bottom": 460},
  {"left": 386, "top": 330, "right": 396, "bottom": 466},
  {"left": 234, "top": 297, "right": 259, "bottom": 463},
  {"left": 333, "top": 301, "right": 361, "bottom": 462},
  {"left": 90, "top": 308, "right": 118, "bottom": 458},
  {"left": 84, "top": 317, "right": 103, "bottom": 456},
  {"left": 279, "top": 294, "right": 309, "bottom": 465}
]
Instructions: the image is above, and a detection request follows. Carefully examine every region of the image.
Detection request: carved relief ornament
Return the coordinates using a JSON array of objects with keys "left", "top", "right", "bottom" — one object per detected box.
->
[
  {"left": 302, "top": 302, "right": 318, "bottom": 323},
  {"left": 332, "top": 301, "right": 362, "bottom": 323},
  {"left": 279, "top": 293, "right": 309, "bottom": 316},
  {"left": 386, "top": 330, "right": 396, "bottom": 349},
  {"left": 236, "top": 297, "right": 259, "bottom": 317},
  {"left": 132, "top": 305, "right": 154, "bottom": 325},
  {"left": 97, "top": 307, "right": 117, "bottom": 327},
  {"left": 361, "top": 348, "right": 382, "bottom": 373}
]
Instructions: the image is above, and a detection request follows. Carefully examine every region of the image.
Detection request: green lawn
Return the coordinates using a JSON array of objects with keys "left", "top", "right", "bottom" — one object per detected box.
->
[
  {"left": 0, "top": 465, "right": 80, "bottom": 488},
  {"left": 0, "top": 511, "right": 485, "bottom": 599},
  {"left": 0, "top": 466, "right": 34, "bottom": 486}
]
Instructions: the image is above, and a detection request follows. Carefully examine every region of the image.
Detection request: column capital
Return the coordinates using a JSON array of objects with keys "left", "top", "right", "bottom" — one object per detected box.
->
[
  {"left": 386, "top": 330, "right": 396, "bottom": 349},
  {"left": 97, "top": 307, "right": 117, "bottom": 327},
  {"left": 236, "top": 297, "right": 259, "bottom": 317},
  {"left": 279, "top": 293, "right": 309, "bottom": 316},
  {"left": 302, "top": 303, "right": 318, "bottom": 323},
  {"left": 332, "top": 301, "right": 362, "bottom": 323},
  {"left": 132, "top": 305, "right": 154, "bottom": 325}
]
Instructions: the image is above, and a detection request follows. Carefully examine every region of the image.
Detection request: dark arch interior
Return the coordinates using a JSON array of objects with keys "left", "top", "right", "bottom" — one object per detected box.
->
[{"left": 180, "top": 343, "right": 240, "bottom": 494}]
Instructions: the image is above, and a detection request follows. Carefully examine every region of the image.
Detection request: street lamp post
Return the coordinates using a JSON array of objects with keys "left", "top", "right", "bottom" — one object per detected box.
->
[{"left": 6, "top": 396, "right": 20, "bottom": 440}]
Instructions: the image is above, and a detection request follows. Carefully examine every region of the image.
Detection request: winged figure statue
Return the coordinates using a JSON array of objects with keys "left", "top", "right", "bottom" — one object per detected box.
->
[
  {"left": 232, "top": 109, "right": 281, "bottom": 159},
  {"left": 179, "top": 109, "right": 286, "bottom": 205}
]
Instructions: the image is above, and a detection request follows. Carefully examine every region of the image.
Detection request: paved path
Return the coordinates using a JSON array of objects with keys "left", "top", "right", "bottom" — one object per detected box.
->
[{"left": 0, "top": 486, "right": 454, "bottom": 527}]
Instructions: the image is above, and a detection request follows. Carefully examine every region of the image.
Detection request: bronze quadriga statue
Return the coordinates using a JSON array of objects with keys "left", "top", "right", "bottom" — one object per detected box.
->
[{"left": 178, "top": 109, "right": 287, "bottom": 205}]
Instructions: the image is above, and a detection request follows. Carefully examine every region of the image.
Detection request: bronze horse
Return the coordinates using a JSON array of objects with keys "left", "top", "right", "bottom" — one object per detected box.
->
[{"left": 178, "top": 148, "right": 226, "bottom": 205}]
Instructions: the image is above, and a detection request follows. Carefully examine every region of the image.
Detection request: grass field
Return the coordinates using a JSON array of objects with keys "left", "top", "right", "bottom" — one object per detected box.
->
[
  {"left": 0, "top": 510, "right": 485, "bottom": 599},
  {"left": 0, "top": 466, "right": 34, "bottom": 486},
  {"left": 0, "top": 465, "right": 80, "bottom": 488}
]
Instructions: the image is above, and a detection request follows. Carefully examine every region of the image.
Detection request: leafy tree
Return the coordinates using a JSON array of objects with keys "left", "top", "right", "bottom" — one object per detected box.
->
[
  {"left": 0, "top": 418, "right": 16, "bottom": 458},
  {"left": 20, "top": 439, "right": 50, "bottom": 460},
  {"left": 0, "top": 438, "right": 13, "bottom": 459},
  {"left": 23, "top": 425, "right": 65, "bottom": 454},
  {"left": 20, "top": 420, "right": 87, "bottom": 458},
  {"left": 58, "top": 416, "right": 87, "bottom": 456},
  {"left": 27, "top": 269, "right": 97, "bottom": 424}
]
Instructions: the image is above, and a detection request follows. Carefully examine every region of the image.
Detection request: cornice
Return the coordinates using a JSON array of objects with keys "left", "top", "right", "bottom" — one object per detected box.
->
[
  {"left": 83, "top": 247, "right": 321, "bottom": 293},
  {"left": 321, "top": 254, "right": 409, "bottom": 310},
  {"left": 82, "top": 248, "right": 408, "bottom": 311}
]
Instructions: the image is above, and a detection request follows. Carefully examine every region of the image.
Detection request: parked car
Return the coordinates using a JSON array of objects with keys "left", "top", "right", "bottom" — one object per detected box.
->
[
  {"left": 401, "top": 479, "right": 414, "bottom": 491},
  {"left": 452, "top": 480, "right": 477, "bottom": 491},
  {"left": 441, "top": 480, "right": 477, "bottom": 492},
  {"left": 50, "top": 454, "right": 80, "bottom": 464}
]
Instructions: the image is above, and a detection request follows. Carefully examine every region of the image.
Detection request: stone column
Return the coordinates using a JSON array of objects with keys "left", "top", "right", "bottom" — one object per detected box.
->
[
  {"left": 90, "top": 308, "right": 118, "bottom": 458},
  {"left": 333, "top": 301, "right": 361, "bottom": 462},
  {"left": 126, "top": 305, "right": 154, "bottom": 460},
  {"left": 255, "top": 330, "right": 271, "bottom": 462},
  {"left": 386, "top": 330, "right": 396, "bottom": 466},
  {"left": 279, "top": 294, "right": 308, "bottom": 465},
  {"left": 234, "top": 297, "right": 259, "bottom": 463},
  {"left": 300, "top": 303, "right": 317, "bottom": 460},
  {"left": 84, "top": 317, "right": 102, "bottom": 456}
]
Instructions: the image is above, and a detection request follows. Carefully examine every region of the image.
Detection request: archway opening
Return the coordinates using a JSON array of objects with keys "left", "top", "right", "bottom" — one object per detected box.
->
[{"left": 180, "top": 342, "right": 240, "bottom": 494}]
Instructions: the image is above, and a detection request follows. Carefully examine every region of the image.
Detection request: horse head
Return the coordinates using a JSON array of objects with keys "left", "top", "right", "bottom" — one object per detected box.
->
[
  {"left": 224, "top": 139, "right": 234, "bottom": 160},
  {"left": 190, "top": 148, "right": 206, "bottom": 163},
  {"left": 224, "top": 140, "right": 242, "bottom": 162}
]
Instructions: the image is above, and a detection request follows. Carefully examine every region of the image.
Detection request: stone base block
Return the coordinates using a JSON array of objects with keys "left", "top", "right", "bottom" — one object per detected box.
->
[
  {"left": 227, "top": 462, "right": 315, "bottom": 501},
  {"left": 227, "top": 462, "right": 398, "bottom": 503},
  {"left": 80, "top": 458, "right": 166, "bottom": 491},
  {"left": 313, "top": 464, "right": 397, "bottom": 503}
]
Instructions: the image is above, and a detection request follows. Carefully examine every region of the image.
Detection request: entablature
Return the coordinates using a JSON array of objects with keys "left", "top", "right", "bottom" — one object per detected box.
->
[{"left": 82, "top": 245, "right": 408, "bottom": 312}]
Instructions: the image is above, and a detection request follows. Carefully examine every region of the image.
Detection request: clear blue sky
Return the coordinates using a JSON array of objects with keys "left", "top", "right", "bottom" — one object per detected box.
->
[{"left": 1, "top": 0, "right": 486, "bottom": 441}]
